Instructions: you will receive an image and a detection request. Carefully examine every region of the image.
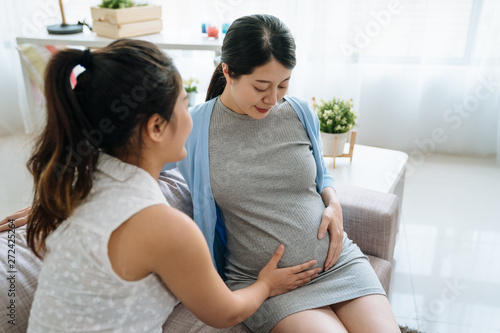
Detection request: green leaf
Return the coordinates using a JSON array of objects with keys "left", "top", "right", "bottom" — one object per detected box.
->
[
  {"left": 98, "top": 0, "right": 144, "bottom": 9},
  {"left": 315, "top": 97, "right": 357, "bottom": 134}
]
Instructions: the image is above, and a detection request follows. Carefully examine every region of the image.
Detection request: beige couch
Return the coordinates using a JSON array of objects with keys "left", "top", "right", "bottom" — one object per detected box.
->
[
  {"left": 162, "top": 183, "right": 400, "bottom": 333},
  {"left": 0, "top": 171, "right": 399, "bottom": 333}
]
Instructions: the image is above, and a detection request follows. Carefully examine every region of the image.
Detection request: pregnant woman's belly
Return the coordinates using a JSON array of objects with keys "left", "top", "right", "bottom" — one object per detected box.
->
[
  {"left": 207, "top": 97, "right": 332, "bottom": 282},
  {"left": 224, "top": 197, "right": 329, "bottom": 281}
]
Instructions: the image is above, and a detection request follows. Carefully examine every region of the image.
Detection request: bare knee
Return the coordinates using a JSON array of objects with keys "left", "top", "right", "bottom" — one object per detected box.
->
[
  {"left": 331, "top": 295, "right": 400, "bottom": 333},
  {"left": 271, "top": 306, "right": 348, "bottom": 333}
]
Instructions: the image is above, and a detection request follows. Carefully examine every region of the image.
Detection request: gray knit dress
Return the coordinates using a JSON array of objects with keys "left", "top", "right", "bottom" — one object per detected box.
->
[{"left": 209, "top": 98, "right": 385, "bottom": 332}]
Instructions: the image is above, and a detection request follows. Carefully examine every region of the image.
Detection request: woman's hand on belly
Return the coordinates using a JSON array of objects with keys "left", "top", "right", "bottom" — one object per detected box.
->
[
  {"left": 225, "top": 230, "right": 329, "bottom": 280},
  {"left": 318, "top": 188, "right": 344, "bottom": 271},
  {"left": 258, "top": 244, "right": 321, "bottom": 297}
]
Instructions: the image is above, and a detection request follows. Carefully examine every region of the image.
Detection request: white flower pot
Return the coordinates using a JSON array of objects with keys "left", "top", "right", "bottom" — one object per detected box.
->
[
  {"left": 321, "top": 131, "right": 349, "bottom": 156},
  {"left": 187, "top": 92, "right": 197, "bottom": 107}
]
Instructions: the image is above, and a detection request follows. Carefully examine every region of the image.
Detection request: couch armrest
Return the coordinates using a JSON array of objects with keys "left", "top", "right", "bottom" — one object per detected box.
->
[{"left": 336, "top": 184, "right": 399, "bottom": 262}]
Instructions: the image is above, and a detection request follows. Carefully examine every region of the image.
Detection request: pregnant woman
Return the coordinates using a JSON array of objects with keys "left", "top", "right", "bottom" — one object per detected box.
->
[{"left": 165, "top": 14, "right": 400, "bottom": 332}]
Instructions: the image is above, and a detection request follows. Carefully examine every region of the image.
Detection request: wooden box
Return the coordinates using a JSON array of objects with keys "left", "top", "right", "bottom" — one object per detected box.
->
[{"left": 91, "top": 5, "right": 162, "bottom": 39}]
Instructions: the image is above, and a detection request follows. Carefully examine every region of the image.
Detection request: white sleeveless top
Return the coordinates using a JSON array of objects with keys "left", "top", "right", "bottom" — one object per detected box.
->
[{"left": 28, "top": 153, "right": 179, "bottom": 332}]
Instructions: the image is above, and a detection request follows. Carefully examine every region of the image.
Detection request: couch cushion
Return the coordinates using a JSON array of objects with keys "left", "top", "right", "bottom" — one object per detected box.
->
[
  {"left": 336, "top": 184, "right": 399, "bottom": 262},
  {"left": 162, "top": 303, "right": 250, "bottom": 333},
  {"left": 0, "top": 226, "right": 43, "bottom": 333},
  {"left": 366, "top": 254, "right": 392, "bottom": 294}
]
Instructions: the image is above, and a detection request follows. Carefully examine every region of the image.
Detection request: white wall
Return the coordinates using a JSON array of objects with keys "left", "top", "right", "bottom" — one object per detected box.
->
[{"left": 0, "top": 45, "right": 26, "bottom": 135}]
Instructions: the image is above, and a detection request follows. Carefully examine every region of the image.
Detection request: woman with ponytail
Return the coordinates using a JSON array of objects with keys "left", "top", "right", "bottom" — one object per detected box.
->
[
  {"left": 165, "top": 14, "right": 400, "bottom": 333},
  {"left": 24, "top": 39, "right": 318, "bottom": 332}
]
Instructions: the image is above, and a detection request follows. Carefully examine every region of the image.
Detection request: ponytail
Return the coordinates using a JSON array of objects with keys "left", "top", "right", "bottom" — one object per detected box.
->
[
  {"left": 206, "top": 63, "right": 226, "bottom": 101},
  {"left": 27, "top": 48, "right": 97, "bottom": 257},
  {"left": 27, "top": 39, "right": 181, "bottom": 257}
]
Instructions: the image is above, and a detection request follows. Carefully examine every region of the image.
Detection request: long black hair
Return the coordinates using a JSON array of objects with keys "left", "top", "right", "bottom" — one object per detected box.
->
[
  {"left": 206, "top": 14, "right": 296, "bottom": 101},
  {"left": 27, "top": 39, "right": 181, "bottom": 257}
]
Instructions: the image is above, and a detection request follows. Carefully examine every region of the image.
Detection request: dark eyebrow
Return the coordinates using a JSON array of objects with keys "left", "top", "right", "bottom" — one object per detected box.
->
[{"left": 255, "top": 77, "right": 291, "bottom": 84}]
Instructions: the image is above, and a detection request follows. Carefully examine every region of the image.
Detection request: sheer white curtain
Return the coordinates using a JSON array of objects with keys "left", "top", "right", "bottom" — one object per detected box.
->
[
  {"left": 287, "top": 0, "right": 500, "bottom": 159},
  {"left": 165, "top": 0, "right": 500, "bottom": 159},
  {"left": 0, "top": 0, "right": 34, "bottom": 135},
  {"left": 201, "top": 0, "right": 500, "bottom": 160},
  {"left": 2, "top": 0, "right": 499, "bottom": 162}
]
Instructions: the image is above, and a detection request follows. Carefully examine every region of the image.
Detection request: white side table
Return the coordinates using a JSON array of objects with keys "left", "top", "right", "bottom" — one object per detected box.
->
[
  {"left": 325, "top": 144, "right": 408, "bottom": 195},
  {"left": 325, "top": 144, "right": 408, "bottom": 228}
]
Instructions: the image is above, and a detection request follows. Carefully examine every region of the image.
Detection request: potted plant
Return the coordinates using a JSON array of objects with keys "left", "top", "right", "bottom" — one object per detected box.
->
[
  {"left": 315, "top": 97, "right": 357, "bottom": 156},
  {"left": 183, "top": 77, "right": 199, "bottom": 107},
  {"left": 91, "top": 0, "right": 162, "bottom": 39},
  {"left": 99, "top": 0, "right": 139, "bottom": 8}
]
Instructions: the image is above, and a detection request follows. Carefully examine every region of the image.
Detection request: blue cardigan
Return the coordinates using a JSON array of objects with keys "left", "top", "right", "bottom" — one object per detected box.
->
[{"left": 163, "top": 96, "right": 335, "bottom": 278}]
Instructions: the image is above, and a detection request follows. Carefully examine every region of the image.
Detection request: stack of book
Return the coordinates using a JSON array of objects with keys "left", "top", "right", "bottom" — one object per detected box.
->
[{"left": 91, "top": 5, "right": 162, "bottom": 39}]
